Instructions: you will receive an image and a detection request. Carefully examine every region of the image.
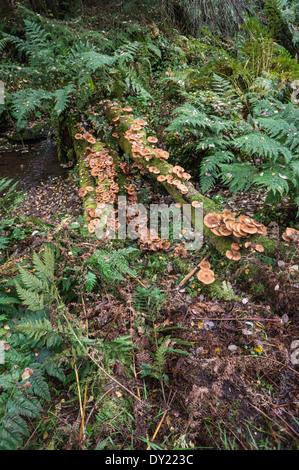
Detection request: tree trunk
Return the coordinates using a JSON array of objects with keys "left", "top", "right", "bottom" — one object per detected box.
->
[{"left": 101, "top": 100, "right": 281, "bottom": 258}]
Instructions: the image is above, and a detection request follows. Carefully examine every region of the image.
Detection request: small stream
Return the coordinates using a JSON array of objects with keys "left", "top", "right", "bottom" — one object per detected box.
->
[{"left": 0, "top": 138, "right": 69, "bottom": 190}]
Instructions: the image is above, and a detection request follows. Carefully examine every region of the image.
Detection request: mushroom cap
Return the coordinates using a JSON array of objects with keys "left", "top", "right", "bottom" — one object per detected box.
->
[
  {"left": 157, "top": 175, "right": 167, "bottom": 182},
  {"left": 122, "top": 106, "right": 133, "bottom": 112},
  {"left": 148, "top": 166, "right": 160, "bottom": 174},
  {"left": 231, "top": 242, "right": 240, "bottom": 251},
  {"left": 78, "top": 187, "right": 88, "bottom": 197},
  {"left": 226, "top": 250, "right": 241, "bottom": 261},
  {"left": 134, "top": 119, "right": 148, "bottom": 126},
  {"left": 196, "top": 269, "right": 215, "bottom": 284},
  {"left": 162, "top": 240, "right": 171, "bottom": 250},
  {"left": 255, "top": 244, "right": 264, "bottom": 252},
  {"left": 282, "top": 227, "right": 299, "bottom": 243},
  {"left": 223, "top": 209, "right": 235, "bottom": 220},
  {"left": 171, "top": 165, "right": 184, "bottom": 175},
  {"left": 210, "top": 227, "right": 223, "bottom": 236},
  {"left": 182, "top": 172, "right": 191, "bottom": 180},
  {"left": 147, "top": 136, "right": 158, "bottom": 143},
  {"left": 199, "top": 260, "right": 211, "bottom": 270},
  {"left": 204, "top": 212, "right": 222, "bottom": 228},
  {"left": 240, "top": 223, "right": 258, "bottom": 234},
  {"left": 191, "top": 201, "right": 201, "bottom": 208},
  {"left": 218, "top": 225, "right": 233, "bottom": 236},
  {"left": 75, "top": 133, "right": 83, "bottom": 140},
  {"left": 174, "top": 245, "right": 188, "bottom": 258},
  {"left": 178, "top": 184, "right": 188, "bottom": 194}
]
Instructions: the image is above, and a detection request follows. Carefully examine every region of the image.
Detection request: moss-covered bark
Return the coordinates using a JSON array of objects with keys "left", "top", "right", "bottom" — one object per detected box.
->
[{"left": 102, "top": 101, "right": 277, "bottom": 257}]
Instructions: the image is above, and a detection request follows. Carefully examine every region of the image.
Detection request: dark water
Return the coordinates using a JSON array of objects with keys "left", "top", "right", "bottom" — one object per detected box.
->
[{"left": 0, "top": 139, "right": 69, "bottom": 189}]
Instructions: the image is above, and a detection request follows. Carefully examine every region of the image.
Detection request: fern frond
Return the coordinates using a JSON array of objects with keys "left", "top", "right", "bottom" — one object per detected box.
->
[
  {"left": 15, "top": 318, "right": 61, "bottom": 347},
  {"left": 52, "top": 84, "right": 75, "bottom": 116},
  {"left": 219, "top": 163, "right": 257, "bottom": 194},
  {"left": 15, "top": 284, "right": 44, "bottom": 311}
]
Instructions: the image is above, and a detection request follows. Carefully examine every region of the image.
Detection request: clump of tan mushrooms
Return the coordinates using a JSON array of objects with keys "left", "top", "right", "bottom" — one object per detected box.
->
[{"left": 282, "top": 227, "right": 299, "bottom": 246}]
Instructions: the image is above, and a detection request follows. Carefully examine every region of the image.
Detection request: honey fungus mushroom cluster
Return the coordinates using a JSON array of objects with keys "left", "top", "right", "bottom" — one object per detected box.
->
[
  {"left": 75, "top": 131, "right": 96, "bottom": 145},
  {"left": 282, "top": 227, "right": 299, "bottom": 246},
  {"left": 111, "top": 105, "right": 192, "bottom": 196},
  {"left": 139, "top": 229, "right": 171, "bottom": 252},
  {"left": 204, "top": 210, "right": 267, "bottom": 238},
  {"left": 78, "top": 137, "right": 120, "bottom": 235},
  {"left": 196, "top": 260, "right": 215, "bottom": 285}
]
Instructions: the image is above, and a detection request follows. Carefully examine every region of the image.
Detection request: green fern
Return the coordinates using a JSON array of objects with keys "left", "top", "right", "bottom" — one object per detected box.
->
[
  {"left": 84, "top": 271, "right": 97, "bottom": 293},
  {"left": 0, "top": 389, "right": 43, "bottom": 450},
  {"left": 88, "top": 247, "right": 138, "bottom": 283},
  {"left": 15, "top": 246, "right": 56, "bottom": 311},
  {"left": 133, "top": 285, "right": 168, "bottom": 316},
  {"left": 15, "top": 318, "right": 61, "bottom": 347}
]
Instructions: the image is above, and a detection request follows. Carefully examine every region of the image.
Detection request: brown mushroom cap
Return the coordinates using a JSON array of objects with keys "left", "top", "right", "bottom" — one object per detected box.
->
[
  {"left": 147, "top": 136, "right": 158, "bottom": 143},
  {"left": 255, "top": 244, "right": 264, "bottom": 252},
  {"left": 210, "top": 227, "right": 223, "bottom": 236},
  {"left": 226, "top": 250, "right": 241, "bottom": 261},
  {"left": 218, "top": 225, "right": 233, "bottom": 236},
  {"left": 223, "top": 209, "right": 235, "bottom": 220},
  {"left": 196, "top": 269, "right": 215, "bottom": 284},
  {"left": 239, "top": 223, "right": 258, "bottom": 234},
  {"left": 78, "top": 187, "right": 88, "bottom": 197},
  {"left": 75, "top": 133, "right": 83, "bottom": 140},
  {"left": 174, "top": 245, "right": 188, "bottom": 258},
  {"left": 157, "top": 175, "right": 167, "bottom": 182},
  {"left": 231, "top": 242, "right": 240, "bottom": 251},
  {"left": 191, "top": 201, "right": 201, "bottom": 208},
  {"left": 134, "top": 119, "right": 148, "bottom": 126},
  {"left": 161, "top": 240, "right": 171, "bottom": 250},
  {"left": 204, "top": 212, "right": 222, "bottom": 228},
  {"left": 282, "top": 227, "right": 299, "bottom": 243},
  {"left": 178, "top": 184, "right": 188, "bottom": 194},
  {"left": 199, "top": 260, "right": 211, "bottom": 270}
]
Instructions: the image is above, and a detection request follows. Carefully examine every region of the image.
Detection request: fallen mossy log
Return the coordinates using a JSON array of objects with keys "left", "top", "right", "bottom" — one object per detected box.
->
[
  {"left": 100, "top": 101, "right": 299, "bottom": 301},
  {"left": 71, "top": 127, "right": 130, "bottom": 237},
  {"left": 71, "top": 128, "right": 98, "bottom": 218},
  {"left": 102, "top": 100, "right": 283, "bottom": 257}
]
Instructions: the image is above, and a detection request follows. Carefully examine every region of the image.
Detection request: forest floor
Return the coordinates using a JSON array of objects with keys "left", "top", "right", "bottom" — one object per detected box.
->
[
  {"left": 2, "top": 144, "right": 298, "bottom": 450},
  {"left": 0, "top": 2, "right": 298, "bottom": 451}
]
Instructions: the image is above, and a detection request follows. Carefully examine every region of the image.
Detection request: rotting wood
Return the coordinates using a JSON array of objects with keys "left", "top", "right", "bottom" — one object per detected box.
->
[{"left": 101, "top": 100, "right": 284, "bottom": 258}]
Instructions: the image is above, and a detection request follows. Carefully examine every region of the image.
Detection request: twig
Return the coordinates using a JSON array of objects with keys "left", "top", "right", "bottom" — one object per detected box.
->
[
  {"left": 146, "top": 391, "right": 176, "bottom": 450},
  {"left": 273, "top": 410, "right": 299, "bottom": 439},
  {"left": 74, "top": 362, "right": 83, "bottom": 418},
  {"left": 177, "top": 253, "right": 211, "bottom": 288},
  {"left": 79, "top": 383, "right": 88, "bottom": 447}
]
